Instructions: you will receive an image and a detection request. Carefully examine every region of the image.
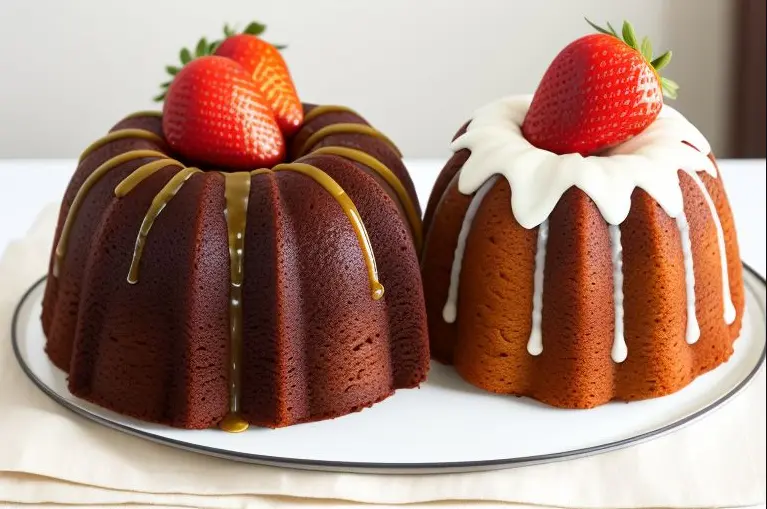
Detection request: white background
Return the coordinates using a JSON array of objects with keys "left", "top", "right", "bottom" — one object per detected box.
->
[{"left": 0, "top": 0, "right": 735, "bottom": 159}]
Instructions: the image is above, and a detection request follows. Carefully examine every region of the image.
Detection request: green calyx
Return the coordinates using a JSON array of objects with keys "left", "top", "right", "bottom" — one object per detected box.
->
[
  {"left": 155, "top": 21, "right": 287, "bottom": 102},
  {"left": 585, "top": 18, "right": 679, "bottom": 100}
]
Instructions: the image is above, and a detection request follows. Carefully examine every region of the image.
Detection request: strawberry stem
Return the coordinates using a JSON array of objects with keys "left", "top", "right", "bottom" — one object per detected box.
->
[
  {"left": 584, "top": 17, "right": 679, "bottom": 100},
  {"left": 154, "top": 21, "right": 288, "bottom": 103}
]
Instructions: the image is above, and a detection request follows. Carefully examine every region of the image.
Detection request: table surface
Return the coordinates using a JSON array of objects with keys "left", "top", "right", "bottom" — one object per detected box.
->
[
  {"left": 0, "top": 158, "right": 764, "bottom": 506},
  {"left": 1, "top": 158, "right": 765, "bottom": 278}
]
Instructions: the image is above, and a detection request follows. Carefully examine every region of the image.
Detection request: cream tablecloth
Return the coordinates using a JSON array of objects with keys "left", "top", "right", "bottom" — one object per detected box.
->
[{"left": 0, "top": 200, "right": 765, "bottom": 508}]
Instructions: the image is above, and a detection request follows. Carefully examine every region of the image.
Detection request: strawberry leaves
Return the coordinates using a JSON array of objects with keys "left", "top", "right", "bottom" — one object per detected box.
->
[
  {"left": 195, "top": 38, "right": 208, "bottom": 57},
  {"left": 640, "top": 37, "right": 653, "bottom": 62},
  {"left": 651, "top": 51, "right": 673, "bottom": 71},
  {"left": 585, "top": 18, "right": 679, "bottom": 100},
  {"left": 660, "top": 77, "right": 679, "bottom": 100},
  {"left": 621, "top": 21, "right": 638, "bottom": 49},
  {"left": 243, "top": 22, "right": 266, "bottom": 36},
  {"left": 155, "top": 21, "right": 288, "bottom": 102},
  {"left": 180, "top": 48, "right": 193, "bottom": 65}
]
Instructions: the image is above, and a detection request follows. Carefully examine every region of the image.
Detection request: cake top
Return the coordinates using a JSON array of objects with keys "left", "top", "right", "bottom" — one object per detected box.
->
[
  {"left": 453, "top": 95, "right": 715, "bottom": 229},
  {"left": 452, "top": 18, "right": 716, "bottom": 229}
]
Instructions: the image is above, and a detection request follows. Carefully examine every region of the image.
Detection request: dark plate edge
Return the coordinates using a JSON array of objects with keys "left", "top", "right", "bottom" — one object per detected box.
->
[{"left": 11, "top": 263, "right": 767, "bottom": 475}]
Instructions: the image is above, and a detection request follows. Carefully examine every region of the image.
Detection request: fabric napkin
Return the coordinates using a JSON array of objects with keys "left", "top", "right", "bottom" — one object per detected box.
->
[{"left": 0, "top": 203, "right": 765, "bottom": 508}]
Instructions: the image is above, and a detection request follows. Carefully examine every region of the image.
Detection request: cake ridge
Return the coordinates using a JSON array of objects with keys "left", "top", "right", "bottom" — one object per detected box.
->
[
  {"left": 79, "top": 129, "right": 166, "bottom": 163},
  {"left": 310, "top": 145, "right": 423, "bottom": 251},
  {"left": 127, "top": 167, "right": 202, "bottom": 284},
  {"left": 297, "top": 123, "right": 403, "bottom": 159},
  {"left": 301, "top": 104, "right": 358, "bottom": 125},
  {"left": 123, "top": 110, "right": 163, "bottom": 120},
  {"left": 54, "top": 149, "right": 167, "bottom": 276},
  {"left": 115, "top": 158, "right": 185, "bottom": 197},
  {"left": 272, "top": 162, "right": 385, "bottom": 301}
]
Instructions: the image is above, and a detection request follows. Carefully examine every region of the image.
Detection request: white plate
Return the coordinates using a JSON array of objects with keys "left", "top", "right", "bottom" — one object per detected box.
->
[{"left": 12, "top": 266, "right": 766, "bottom": 474}]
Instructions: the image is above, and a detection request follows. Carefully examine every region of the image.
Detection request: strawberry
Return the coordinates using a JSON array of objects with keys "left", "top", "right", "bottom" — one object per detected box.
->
[
  {"left": 162, "top": 56, "right": 285, "bottom": 169},
  {"left": 156, "top": 22, "right": 303, "bottom": 137},
  {"left": 214, "top": 27, "right": 303, "bottom": 137},
  {"left": 521, "top": 19, "right": 679, "bottom": 156}
]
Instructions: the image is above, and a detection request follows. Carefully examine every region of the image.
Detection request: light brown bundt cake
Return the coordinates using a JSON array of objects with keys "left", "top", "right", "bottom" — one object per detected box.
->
[{"left": 421, "top": 95, "right": 745, "bottom": 408}]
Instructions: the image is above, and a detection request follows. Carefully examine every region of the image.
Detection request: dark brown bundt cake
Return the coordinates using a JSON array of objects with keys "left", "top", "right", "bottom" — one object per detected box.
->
[{"left": 42, "top": 103, "right": 430, "bottom": 431}]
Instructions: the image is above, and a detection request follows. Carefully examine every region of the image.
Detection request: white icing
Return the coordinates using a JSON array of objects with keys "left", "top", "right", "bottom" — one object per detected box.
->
[
  {"left": 609, "top": 225, "right": 627, "bottom": 363},
  {"left": 688, "top": 171, "right": 737, "bottom": 324},
  {"left": 676, "top": 211, "right": 701, "bottom": 343},
  {"left": 443, "top": 176, "right": 498, "bottom": 324},
  {"left": 527, "top": 219, "right": 548, "bottom": 356},
  {"left": 442, "top": 94, "right": 736, "bottom": 361},
  {"left": 451, "top": 95, "right": 717, "bottom": 229}
]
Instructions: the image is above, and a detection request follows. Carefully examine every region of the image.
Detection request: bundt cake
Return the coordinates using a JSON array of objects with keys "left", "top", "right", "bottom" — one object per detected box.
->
[
  {"left": 41, "top": 21, "right": 429, "bottom": 430},
  {"left": 42, "top": 102, "right": 429, "bottom": 431},
  {"left": 421, "top": 94, "right": 745, "bottom": 408},
  {"left": 42, "top": 22, "right": 429, "bottom": 432}
]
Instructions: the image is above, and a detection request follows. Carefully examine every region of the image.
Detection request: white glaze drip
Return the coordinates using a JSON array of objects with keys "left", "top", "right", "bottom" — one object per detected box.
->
[
  {"left": 609, "top": 225, "right": 627, "bottom": 362},
  {"left": 443, "top": 176, "right": 498, "bottom": 323},
  {"left": 676, "top": 211, "right": 701, "bottom": 344},
  {"left": 688, "top": 171, "right": 737, "bottom": 324},
  {"left": 444, "top": 94, "right": 736, "bottom": 361},
  {"left": 452, "top": 95, "right": 717, "bottom": 229},
  {"left": 527, "top": 219, "right": 548, "bottom": 356}
]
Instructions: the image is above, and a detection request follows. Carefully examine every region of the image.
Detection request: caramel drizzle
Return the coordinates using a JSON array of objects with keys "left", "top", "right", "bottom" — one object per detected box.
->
[
  {"left": 302, "top": 105, "right": 359, "bottom": 125},
  {"left": 114, "top": 158, "right": 185, "bottom": 197},
  {"left": 266, "top": 163, "right": 385, "bottom": 300},
  {"left": 297, "top": 123, "right": 403, "bottom": 159},
  {"left": 127, "top": 167, "right": 202, "bottom": 284},
  {"left": 78, "top": 129, "right": 165, "bottom": 163},
  {"left": 59, "top": 106, "right": 397, "bottom": 434},
  {"left": 53, "top": 149, "right": 166, "bottom": 277},
  {"left": 220, "top": 172, "right": 252, "bottom": 433},
  {"left": 310, "top": 146, "right": 423, "bottom": 252}
]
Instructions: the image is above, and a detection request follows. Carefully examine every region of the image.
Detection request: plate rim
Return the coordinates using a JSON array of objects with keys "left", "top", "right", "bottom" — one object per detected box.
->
[{"left": 11, "top": 264, "right": 767, "bottom": 475}]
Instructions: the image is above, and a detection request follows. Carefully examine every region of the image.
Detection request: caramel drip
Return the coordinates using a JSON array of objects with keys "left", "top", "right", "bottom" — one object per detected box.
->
[
  {"left": 123, "top": 110, "right": 163, "bottom": 120},
  {"left": 53, "top": 149, "right": 166, "bottom": 277},
  {"left": 272, "top": 163, "right": 384, "bottom": 300},
  {"left": 78, "top": 129, "right": 165, "bottom": 163},
  {"left": 218, "top": 413, "right": 249, "bottom": 433},
  {"left": 220, "top": 172, "right": 252, "bottom": 433},
  {"left": 127, "top": 167, "right": 201, "bottom": 284},
  {"left": 297, "top": 123, "right": 403, "bottom": 159},
  {"left": 310, "top": 146, "right": 423, "bottom": 252},
  {"left": 114, "top": 158, "right": 185, "bottom": 197},
  {"left": 302, "top": 105, "right": 359, "bottom": 125}
]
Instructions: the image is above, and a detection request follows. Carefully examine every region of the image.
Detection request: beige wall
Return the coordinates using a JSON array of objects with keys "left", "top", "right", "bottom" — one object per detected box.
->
[{"left": 0, "top": 0, "right": 734, "bottom": 159}]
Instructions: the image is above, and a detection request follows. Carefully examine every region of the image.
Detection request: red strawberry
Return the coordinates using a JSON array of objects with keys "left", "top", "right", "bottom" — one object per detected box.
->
[
  {"left": 155, "top": 21, "right": 303, "bottom": 138},
  {"left": 162, "top": 56, "right": 285, "bottom": 169},
  {"left": 214, "top": 30, "right": 303, "bottom": 137},
  {"left": 522, "top": 19, "right": 679, "bottom": 156}
]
